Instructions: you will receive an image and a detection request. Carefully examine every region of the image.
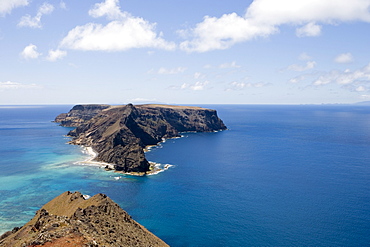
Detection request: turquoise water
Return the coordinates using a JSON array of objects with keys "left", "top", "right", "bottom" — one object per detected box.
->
[{"left": 1, "top": 105, "right": 370, "bottom": 246}]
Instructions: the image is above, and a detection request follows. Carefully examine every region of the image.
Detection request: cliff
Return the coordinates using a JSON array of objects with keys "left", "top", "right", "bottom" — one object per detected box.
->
[
  {"left": 0, "top": 191, "right": 168, "bottom": 247},
  {"left": 55, "top": 104, "right": 227, "bottom": 174},
  {"left": 54, "top": 104, "right": 110, "bottom": 127}
]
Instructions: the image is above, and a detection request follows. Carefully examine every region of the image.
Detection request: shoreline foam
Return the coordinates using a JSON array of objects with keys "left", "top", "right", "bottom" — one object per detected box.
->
[{"left": 75, "top": 146, "right": 172, "bottom": 176}]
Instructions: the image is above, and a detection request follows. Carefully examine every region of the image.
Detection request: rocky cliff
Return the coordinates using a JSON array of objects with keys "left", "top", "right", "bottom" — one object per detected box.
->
[
  {"left": 54, "top": 104, "right": 110, "bottom": 127},
  {"left": 55, "top": 104, "right": 227, "bottom": 174},
  {"left": 0, "top": 191, "right": 168, "bottom": 247}
]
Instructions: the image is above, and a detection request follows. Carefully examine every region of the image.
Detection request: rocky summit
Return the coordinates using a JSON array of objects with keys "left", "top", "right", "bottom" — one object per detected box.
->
[
  {"left": 54, "top": 104, "right": 227, "bottom": 174},
  {"left": 0, "top": 191, "right": 169, "bottom": 247}
]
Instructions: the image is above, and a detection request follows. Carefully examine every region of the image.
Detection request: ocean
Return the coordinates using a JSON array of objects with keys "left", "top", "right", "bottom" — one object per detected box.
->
[{"left": 1, "top": 104, "right": 370, "bottom": 246}]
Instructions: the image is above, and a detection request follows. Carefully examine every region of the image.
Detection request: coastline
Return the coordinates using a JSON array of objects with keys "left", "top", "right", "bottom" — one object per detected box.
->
[{"left": 75, "top": 146, "right": 172, "bottom": 176}]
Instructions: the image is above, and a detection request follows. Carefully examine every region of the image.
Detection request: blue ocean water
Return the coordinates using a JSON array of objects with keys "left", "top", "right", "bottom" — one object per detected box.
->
[{"left": 1, "top": 105, "right": 370, "bottom": 246}]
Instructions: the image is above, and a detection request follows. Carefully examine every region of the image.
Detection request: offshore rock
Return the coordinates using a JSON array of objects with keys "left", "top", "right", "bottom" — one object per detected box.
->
[
  {"left": 55, "top": 104, "right": 227, "bottom": 173},
  {"left": 0, "top": 191, "right": 168, "bottom": 247}
]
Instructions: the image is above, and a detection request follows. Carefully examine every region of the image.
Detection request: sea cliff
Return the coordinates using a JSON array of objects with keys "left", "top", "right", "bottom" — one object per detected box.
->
[
  {"left": 0, "top": 191, "right": 168, "bottom": 247},
  {"left": 55, "top": 104, "right": 227, "bottom": 174}
]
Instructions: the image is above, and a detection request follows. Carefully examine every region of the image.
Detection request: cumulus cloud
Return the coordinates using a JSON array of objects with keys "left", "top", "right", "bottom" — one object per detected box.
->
[
  {"left": 46, "top": 49, "right": 67, "bottom": 61},
  {"left": 219, "top": 61, "right": 241, "bottom": 69},
  {"left": 299, "top": 52, "right": 312, "bottom": 61},
  {"left": 88, "top": 0, "right": 124, "bottom": 20},
  {"left": 179, "top": 0, "right": 370, "bottom": 52},
  {"left": 157, "top": 67, "right": 187, "bottom": 75},
  {"left": 20, "top": 44, "right": 41, "bottom": 59},
  {"left": 129, "top": 97, "right": 159, "bottom": 103},
  {"left": 356, "top": 85, "right": 366, "bottom": 92},
  {"left": 18, "top": 2, "right": 54, "bottom": 28},
  {"left": 181, "top": 81, "right": 209, "bottom": 91},
  {"left": 228, "top": 81, "right": 247, "bottom": 90},
  {"left": 289, "top": 75, "right": 307, "bottom": 83},
  {"left": 335, "top": 53, "right": 354, "bottom": 63},
  {"left": 59, "top": 1, "right": 66, "bottom": 10},
  {"left": 179, "top": 13, "right": 276, "bottom": 52},
  {"left": 194, "top": 72, "right": 205, "bottom": 79},
  {"left": 288, "top": 61, "right": 316, "bottom": 71},
  {"left": 227, "top": 81, "right": 270, "bottom": 90},
  {"left": 0, "top": 0, "right": 28, "bottom": 16},
  {"left": 313, "top": 64, "right": 370, "bottom": 86},
  {"left": 0, "top": 81, "right": 40, "bottom": 90},
  {"left": 296, "top": 22, "right": 322, "bottom": 37},
  {"left": 60, "top": 0, "right": 175, "bottom": 51}
]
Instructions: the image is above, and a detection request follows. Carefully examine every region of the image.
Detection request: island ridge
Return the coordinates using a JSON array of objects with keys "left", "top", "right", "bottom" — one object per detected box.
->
[{"left": 54, "top": 103, "right": 227, "bottom": 174}]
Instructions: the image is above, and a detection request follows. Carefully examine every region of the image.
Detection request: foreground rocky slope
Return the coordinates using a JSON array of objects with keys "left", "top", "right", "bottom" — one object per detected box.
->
[
  {"left": 0, "top": 191, "right": 168, "bottom": 247},
  {"left": 55, "top": 104, "right": 227, "bottom": 174}
]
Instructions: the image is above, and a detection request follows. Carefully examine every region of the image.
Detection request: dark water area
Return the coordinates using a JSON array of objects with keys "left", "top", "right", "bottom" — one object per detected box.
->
[{"left": 1, "top": 105, "right": 370, "bottom": 246}]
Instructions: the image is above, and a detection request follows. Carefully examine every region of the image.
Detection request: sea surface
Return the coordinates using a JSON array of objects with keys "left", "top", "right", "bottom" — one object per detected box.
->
[{"left": 1, "top": 104, "right": 370, "bottom": 246}]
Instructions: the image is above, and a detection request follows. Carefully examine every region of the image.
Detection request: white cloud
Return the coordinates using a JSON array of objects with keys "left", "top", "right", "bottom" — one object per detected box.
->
[
  {"left": 46, "top": 49, "right": 67, "bottom": 61},
  {"left": 361, "top": 94, "right": 370, "bottom": 99},
  {"left": 179, "top": 0, "right": 370, "bottom": 52},
  {"left": 0, "top": 81, "right": 40, "bottom": 90},
  {"left": 219, "top": 61, "right": 241, "bottom": 69},
  {"left": 288, "top": 61, "right": 316, "bottom": 71},
  {"left": 194, "top": 72, "right": 204, "bottom": 79},
  {"left": 296, "top": 22, "right": 322, "bottom": 37},
  {"left": 313, "top": 63, "right": 370, "bottom": 86},
  {"left": 227, "top": 81, "right": 270, "bottom": 91},
  {"left": 89, "top": 0, "right": 124, "bottom": 20},
  {"left": 60, "top": 21, "right": 175, "bottom": 51},
  {"left": 179, "top": 12, "right": 276, "bottom": 52},
  {"left": 289, "top": 75, "right": 307, "bottom": 83},
  {"left": 335, "top": 53, "right": 354, "bottom": 63},
  {"left": 158, "top": 67, "right": 187, "bottom": 75},
  {"left": 59, "top": 1, "right": 66, "bottom": 10},
  {"left": 248, "top": 82, "right": 270, "bottom": 88},
  {"left": 60, "top": 0, "right": 175, "bottom": 51},
  {"left": 181, "top": 81, "right": 209, "bottom": 91},
  {"left": 299, "top": 52, "right": 312, "bottom": 61},
  {"left": 129, "top": 97, "right": 159, "bottom": 103},
  {"left": 18, "top": 2, "right": 54, "bottom": 28},
  {"left": 228, "top": 81, "right": 246, "bottom": 90},
  {"left": 20, "top": 44, "right": 41, "bottom": 59},
  {"left": 0, "top": 0, "right": 28, "bottom": 16},
  {"left": 356, "top": 85, "right": 366, "bottom": 92}
]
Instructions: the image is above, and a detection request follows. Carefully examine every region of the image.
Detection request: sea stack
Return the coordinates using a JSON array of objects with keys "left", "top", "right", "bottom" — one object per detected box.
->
[
  {"left": 54, "top": 104, "right": 227, "bottom": 174},
  {"left": 0, "top": 191, "right": 168, "bottom": 247}
]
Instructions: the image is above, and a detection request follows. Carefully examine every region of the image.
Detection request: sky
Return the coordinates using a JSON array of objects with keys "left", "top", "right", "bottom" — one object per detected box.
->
[{"left": 1, "top": 0, "right": 370, "bottom": 105}]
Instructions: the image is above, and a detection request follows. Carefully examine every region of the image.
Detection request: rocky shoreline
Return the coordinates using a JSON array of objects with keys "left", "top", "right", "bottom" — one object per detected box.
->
[
  {"left": 55, "top": 103, "right": 227, "bottom": 175},
  {"left": 76, "top": 145, "right": 173, "bottom": 176}
]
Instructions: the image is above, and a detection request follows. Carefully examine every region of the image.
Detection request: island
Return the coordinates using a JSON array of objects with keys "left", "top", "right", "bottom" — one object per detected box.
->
[
  {"left": 54, "top": 104, "right": 227, "bottom": 174},
  {"left": 0, "top": 191, "right": 168, "bottom": 246}
]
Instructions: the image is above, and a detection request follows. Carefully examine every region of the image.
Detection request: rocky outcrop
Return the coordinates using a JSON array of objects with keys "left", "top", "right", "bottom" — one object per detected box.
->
[
  {"left": 0, "top": 191, "right": 168, "bottom": 247},
  {"left": 55, "top": 104, "right": 227, "bottom": 174},
  {"left": 54, "top": 104, "right": 110, "bottom": 127}
]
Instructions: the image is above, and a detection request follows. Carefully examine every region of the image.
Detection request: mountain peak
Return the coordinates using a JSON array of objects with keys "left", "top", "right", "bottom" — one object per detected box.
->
[{"left": 0, "top": 191, "right": 168, "bottom": 247}]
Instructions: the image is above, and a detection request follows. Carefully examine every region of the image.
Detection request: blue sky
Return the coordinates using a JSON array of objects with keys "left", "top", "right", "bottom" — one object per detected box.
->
[{"left": 1, "top": 0, "right": 370, "bottom": 105}]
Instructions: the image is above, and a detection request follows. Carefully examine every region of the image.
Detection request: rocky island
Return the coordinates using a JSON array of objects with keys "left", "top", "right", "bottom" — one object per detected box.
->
[
  {"left": 0, "top": 191, "right": 168, "bottom": 247},
  {"left": 54, "top": 104, "right": 227, "bottom": 174}
]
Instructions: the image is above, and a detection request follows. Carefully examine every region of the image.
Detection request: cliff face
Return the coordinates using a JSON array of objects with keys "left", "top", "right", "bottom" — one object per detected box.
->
[
  {"left": 0, "top": 191, "right": 168, "bottom": 247},
  {"left": 54, "top": 104, "right": 110, "bottom": 127},
  {"left": 55, "top": 104, "right": 227, "bottom": 173}
]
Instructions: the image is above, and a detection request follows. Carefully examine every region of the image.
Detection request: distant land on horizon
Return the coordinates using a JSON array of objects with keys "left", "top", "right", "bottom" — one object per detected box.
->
[{"left": 2, "top": 101, "right": 370, "bottom": 107}]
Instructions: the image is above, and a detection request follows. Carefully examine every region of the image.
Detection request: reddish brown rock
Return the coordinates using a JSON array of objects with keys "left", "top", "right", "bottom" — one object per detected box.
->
[{"left": 0, "top": 191, "right": 168, "bottom": 247}]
